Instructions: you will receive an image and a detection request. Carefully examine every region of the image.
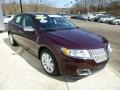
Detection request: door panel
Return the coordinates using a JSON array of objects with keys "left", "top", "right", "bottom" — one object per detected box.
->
[
  {"left": 10, "top": 14, "right": 39, "bottom": 56},
  {"left": 20, "top": 31, "right": 39, "bottom": 56},
  {"left": 10, "top": 15, "right": 26, "bottom": 45},
  {"left": 16, "top": 14, "right": 39, "bottom": 56}
]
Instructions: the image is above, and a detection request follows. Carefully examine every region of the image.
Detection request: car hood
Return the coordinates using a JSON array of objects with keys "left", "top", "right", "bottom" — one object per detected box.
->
[
  {"left": 103, "top": 18, "right": 109, "bottom": 20},
  {"left": 114, "top": 19, "right": 120, "bottom": 22},
  {"left": 108, "top": 17, "right": 115, "bottom": 20},
  {"left": 47, "top": 28, "right": 108, "bottom": 49}
]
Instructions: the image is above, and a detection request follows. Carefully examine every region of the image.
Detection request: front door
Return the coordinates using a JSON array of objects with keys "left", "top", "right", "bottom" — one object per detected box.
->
[{"left": 19, "top": 14, "right": 39, "bottom": 56}]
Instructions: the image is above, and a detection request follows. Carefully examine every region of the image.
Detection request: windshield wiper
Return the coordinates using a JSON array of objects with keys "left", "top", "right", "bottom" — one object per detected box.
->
[
  {"left": 61, "top": 27, "right": 78, "bottom": 30},
  {"left": 42, "top": 28, "right": 57, "bottom": 32}
]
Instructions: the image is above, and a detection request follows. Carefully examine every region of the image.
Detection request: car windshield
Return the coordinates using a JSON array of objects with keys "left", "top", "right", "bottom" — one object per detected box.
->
[
  {"left": 116, "top": 16, "right": 120, "bottom": 19},
  {"left": 35, "top": 15, "right": 77, "bottom": 31}
]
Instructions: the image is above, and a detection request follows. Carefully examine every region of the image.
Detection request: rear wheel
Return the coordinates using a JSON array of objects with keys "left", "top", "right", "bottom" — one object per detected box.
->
[
  {"left": 8, "top": 33, "right": 18, "bottom": 46},
  {"left": 40, "top": 49, "right": 60, "bottom": 76},
  {"left": 98, "top": 20, "right": 101, "bottom": 23},
  {"left": 91, "top": 19, "right": 94, "bottom": 22}
]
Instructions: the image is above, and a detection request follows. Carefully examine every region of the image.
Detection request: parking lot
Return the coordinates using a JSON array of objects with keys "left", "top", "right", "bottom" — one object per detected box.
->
[{"left": 0, "top": 19, "right": 120, "bottom": 90}]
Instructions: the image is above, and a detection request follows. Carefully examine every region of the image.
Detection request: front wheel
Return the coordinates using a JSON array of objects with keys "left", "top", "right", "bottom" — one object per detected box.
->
[
  {"left": 40, "top": 49, "right": 60, "bottom": 76},
  {"left": 8, "top": 33, "right": 18, "bottom": 46}
]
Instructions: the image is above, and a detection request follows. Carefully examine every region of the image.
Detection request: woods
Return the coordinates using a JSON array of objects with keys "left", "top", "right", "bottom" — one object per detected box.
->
[
  {"left": 1, "top": 0, "right": 60, "bottom": 15},
  {"left": 70, "top": 0, "right": 120, "bottom": 15},
  {"left": 1, "top": 0, "right": 120, "bottom": 16}
]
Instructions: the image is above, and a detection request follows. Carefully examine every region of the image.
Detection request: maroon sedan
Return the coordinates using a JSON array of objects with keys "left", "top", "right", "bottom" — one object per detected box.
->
[{"left": 8, "top": 13, "right": 112, "bottom": 77}]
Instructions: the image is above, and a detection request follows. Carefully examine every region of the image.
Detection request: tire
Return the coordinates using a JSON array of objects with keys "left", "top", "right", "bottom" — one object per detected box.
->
[
  {"left": 40, "top": 49, "right": 60, "bottom": 76},
  {"left": 115, "top": 22, "right": 119, "bottom": 25},
  {"left": 98, "top": 20, "right": 101, "bottom": 23},
  {"left": 8, "top": 33, "right": 18, "bottom": 46},
  {"left": 91, "top": 19, "right": 94, "bottom": 22}
]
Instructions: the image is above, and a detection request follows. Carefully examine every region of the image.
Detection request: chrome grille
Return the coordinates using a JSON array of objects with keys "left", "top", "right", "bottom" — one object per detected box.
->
[{"left": 88, "top": 48, "right": 107, "bottom": 63}]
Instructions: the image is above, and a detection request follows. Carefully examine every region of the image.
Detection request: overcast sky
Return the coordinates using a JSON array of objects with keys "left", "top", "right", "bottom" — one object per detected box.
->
[
  {"left": 2, "top": 0, "right": 77, "bottom": 8},
  {"left": 2, "top": 0, "right": 120, "bottom": 8},
  {"left": 53, "top": 0, "right": 76, "bottom": 8}
]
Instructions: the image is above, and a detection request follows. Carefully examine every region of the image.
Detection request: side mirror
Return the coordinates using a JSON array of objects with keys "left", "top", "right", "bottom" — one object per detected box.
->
[{"left": 24, "top": 26, "right": 34, "bottom": 32}]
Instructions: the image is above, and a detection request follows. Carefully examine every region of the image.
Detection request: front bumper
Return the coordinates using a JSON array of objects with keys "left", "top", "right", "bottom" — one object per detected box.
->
[{"left": 58, "top": 54, "right": 109, "bottom": 77}]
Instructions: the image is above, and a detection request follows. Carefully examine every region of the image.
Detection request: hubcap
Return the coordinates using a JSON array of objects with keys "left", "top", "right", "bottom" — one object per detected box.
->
[
  {"left": 41, "top": 53, "right": 54, "bottom": 73},
  {"left": 9, "top": 34, "right": 13, "bottom": 45}
]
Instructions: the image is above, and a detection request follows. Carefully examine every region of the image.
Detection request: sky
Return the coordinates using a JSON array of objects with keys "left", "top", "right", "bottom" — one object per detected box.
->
[
  {"left": 26, "top": 0, "right": 77, "bottom": 8},
  {"left": 2, "top": 0, "right": 77, "bottom": 8},
  {"left": 53, "top": 0, "right": 76, "bottom": 8},
  {"left": 2, "top": 0, "right": 120, "bottom": 8},
  {"left": 3, "top": 0, "right": 120, "bottom": 8}
]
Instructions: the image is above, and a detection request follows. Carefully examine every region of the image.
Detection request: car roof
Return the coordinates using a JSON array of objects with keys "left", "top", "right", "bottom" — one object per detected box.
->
[{"left": 17, "top": 13, "right": 59, "bottom": 17}]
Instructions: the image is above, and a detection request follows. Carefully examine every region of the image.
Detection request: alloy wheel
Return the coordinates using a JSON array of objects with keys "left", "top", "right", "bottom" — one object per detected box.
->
[{"left": 41, "top": 53, "right": 54, "bottom": 73}]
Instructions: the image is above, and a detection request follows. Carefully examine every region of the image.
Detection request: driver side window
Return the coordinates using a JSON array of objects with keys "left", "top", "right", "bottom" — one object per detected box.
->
[{"left": 22, "top": 15, "right": 34, "bottom": 28}]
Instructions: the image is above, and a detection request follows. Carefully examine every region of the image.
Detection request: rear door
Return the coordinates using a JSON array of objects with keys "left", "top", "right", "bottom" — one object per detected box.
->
[{"left": 9, "top": 14, "right": 24, "bottom": 42}]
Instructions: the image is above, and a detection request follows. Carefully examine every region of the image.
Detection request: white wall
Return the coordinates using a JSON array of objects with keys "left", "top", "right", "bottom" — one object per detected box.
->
[{"left": 0, "top": 0, "right": 5, "bottom": 31}]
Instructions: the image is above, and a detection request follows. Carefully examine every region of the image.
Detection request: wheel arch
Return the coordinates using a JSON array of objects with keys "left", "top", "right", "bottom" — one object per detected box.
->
[
  {"left": 38, "top": 45, "right": 57, "bottom": 59},
  {"left": 38, "top": 46, "right": 47, "bottom": 59},
  {"left": 38, "top": 45, "right": 61, "bottom": 75}
]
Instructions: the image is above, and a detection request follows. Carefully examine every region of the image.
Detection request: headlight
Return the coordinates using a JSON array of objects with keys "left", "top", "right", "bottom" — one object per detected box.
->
[
  {"left": 108, "top": 43, "right": 112, "bottom": 53},
  {"left": 61, "top": 48, "right": 91, "bottom": 59}
]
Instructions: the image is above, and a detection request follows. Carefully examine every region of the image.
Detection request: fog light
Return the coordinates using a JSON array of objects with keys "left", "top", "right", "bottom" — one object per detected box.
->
[{"left": 77, "top": 69, "right": 92, "bottom": 76}]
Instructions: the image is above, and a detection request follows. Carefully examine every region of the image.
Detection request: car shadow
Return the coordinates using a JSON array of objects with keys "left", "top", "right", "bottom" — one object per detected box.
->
[{"left": 3, "top": 37, "right": 86, "bottom": 82}]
